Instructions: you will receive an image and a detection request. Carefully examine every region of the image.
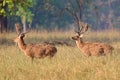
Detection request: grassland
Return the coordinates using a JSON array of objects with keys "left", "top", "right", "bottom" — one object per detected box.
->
[{"left": 0, "top": 30, "right": 120, "bottom": 80}]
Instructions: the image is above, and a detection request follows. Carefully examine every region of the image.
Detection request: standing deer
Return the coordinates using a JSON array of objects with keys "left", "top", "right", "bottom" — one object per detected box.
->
[
  {"left": 65, "top": 1, "right": 114, "bottom": 56},
  {"left": 14, "top": 23, "right": 57, "bottom": 61},
  {"left": 72, "top": 23, "right": 114, "bottom": 56}
]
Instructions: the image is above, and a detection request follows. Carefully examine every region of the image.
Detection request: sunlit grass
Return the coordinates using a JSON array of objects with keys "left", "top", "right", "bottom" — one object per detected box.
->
[{"left": 0, "top": 30, "right": 120, "bottom": 80}]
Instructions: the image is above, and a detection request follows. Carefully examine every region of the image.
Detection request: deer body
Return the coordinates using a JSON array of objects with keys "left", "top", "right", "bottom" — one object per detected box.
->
[
  {"left": 15, "top": 34, "right": 57, "bottom": 60},
  {"left": 14, "top": 34, "right": 57, "bottom": 59},
  {"left": 72, "top": 35, "right": 114, "bottom": 56},
  {"left": 14, "top": 23, "right": 57, "bottom": 60}
]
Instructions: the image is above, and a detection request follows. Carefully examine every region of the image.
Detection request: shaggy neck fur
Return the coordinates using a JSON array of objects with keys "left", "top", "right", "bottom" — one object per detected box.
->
[
  {"left": 17, "top": 38, "right": 26, "bottom": 51},
  {"left": 76, "top": 38, "right": 84, "bottom": 49}
]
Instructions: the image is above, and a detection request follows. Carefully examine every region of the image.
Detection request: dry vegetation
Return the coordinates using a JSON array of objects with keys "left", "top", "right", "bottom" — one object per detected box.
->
[{"left": 0, "top": 30, "right": 120, "bottom": 80}]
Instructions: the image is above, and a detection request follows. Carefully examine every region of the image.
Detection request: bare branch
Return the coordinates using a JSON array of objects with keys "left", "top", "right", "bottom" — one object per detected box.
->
[{"left": 57, "top": 8, "right": 66, "bottom": 17}]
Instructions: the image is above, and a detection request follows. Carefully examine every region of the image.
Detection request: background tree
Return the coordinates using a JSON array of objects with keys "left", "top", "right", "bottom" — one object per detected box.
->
[
  {"left": 1, "top": 0, "right": 120, "bottom": 32},
  {"left": 0, "top": 0, "right": 35, "bottom": 33}
]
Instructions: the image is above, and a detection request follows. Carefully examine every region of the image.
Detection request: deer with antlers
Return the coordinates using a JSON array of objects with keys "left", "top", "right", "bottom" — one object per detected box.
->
[
  {"left": 71, "top": 23, "right": 114, "bottom": 56},
  {"left": 65, "top": 0, "right": 114, "bottom": 56},
  {"left": 14, "top": 23, "right": 57, "bottom": 61}
]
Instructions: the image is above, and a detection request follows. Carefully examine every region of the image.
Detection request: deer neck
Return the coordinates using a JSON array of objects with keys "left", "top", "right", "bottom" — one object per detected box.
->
[
  {"left": 76, "top": 38, "right": 84, "bottom": 49},
  {"left": 17, "top": 38, "right": 26, "bottom": 51}
]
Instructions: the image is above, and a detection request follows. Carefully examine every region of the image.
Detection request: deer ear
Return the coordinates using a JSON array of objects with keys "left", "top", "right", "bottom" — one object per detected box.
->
[{"left": 80, "top": 34, "right": 84, "bottom": 37}]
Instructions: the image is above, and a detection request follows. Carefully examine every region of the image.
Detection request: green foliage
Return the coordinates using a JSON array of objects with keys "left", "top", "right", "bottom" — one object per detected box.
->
[
  {"left": 0, "top": 0, "right": 35, "bottom": 22},
  {"left": 0, "top": 0, "right": 15, "bottom": 16},
  {"left": 15, "top": 0, "right": 36, "bottom": 23}
]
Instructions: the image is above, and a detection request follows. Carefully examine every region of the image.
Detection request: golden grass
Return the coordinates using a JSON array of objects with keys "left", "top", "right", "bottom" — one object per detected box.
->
[{"left": 0, "top": 30, "right": 120, "bottom": 80}]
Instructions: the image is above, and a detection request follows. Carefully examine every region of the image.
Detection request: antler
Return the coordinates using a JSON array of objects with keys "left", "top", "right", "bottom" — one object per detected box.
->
[
  {"left": 22, "top": 23, "right": 31, "bottom": 34},
  {"left": 74, "top": 21, "right": 89, "bottom": 36},
  {"left": 80, "top": 23, "right": 89, "bottom": 34},
  {"left": 15, "top": 23, "right": 31, "bottom": 35},
  {"left": 57, "top": 0, "right": 89, "bottom": 36},
  {"left": 15, "top": 23, "right": 22, "bottom": 35},
  {"left": 65, "top": 0, "right": 85, "bottom": 36},
  {"left": 66, "top": 0, "right": 90, "bottom": 35},
  {"left": 66, "top": 0, "right": 80, "bottom": 31}
]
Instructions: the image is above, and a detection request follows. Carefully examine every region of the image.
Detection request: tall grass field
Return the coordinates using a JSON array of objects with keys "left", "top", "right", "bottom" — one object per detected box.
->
[{"left": 0, "top": 30, "right": 120, "bottom": 80}]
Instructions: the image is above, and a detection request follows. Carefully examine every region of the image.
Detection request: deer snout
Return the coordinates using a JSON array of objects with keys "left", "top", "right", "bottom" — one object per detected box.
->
[
  {"left": 13, "top": 38, "right": 18, "bottom": 46},
  {"left": 72, "top": 36, "right": 77, "bottom": 40},
  {"left": 14, "top": 37, "right": 19, "bottom": 43},
  {"left": 72, "top": 35, "right": 79, "bottom": 40}
]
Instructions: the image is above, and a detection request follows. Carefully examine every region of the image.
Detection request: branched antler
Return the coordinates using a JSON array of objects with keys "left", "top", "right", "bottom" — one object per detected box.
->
[
  {"left": 57, "top": 0, "right": 89, "bottom": 35},
  {"left": 15, "top": 23, "right": 31, "bottom": 35},
  {"left": 22, "top": 24, "right": 31, "bottom": 34},
  {"left": 15, "top": 23, "right": 22, "bottom": 35},
  {"left": 66, "top": 0, "right": 90, "bottom": 35}
]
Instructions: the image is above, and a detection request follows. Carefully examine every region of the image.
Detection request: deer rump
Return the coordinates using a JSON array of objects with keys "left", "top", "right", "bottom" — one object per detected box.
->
[{"left": 24, "top": 44, "right": 57, "bottom": 58}]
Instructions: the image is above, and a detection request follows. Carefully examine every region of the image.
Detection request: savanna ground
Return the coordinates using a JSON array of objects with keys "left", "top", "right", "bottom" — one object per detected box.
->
[{"left": 0, "top": 29, "right": 120, "bottom": 80}]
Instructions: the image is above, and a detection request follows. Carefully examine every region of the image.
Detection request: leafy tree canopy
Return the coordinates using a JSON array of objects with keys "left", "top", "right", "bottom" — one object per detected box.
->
[{"left": 0, "top": 0, "right": 35, "bottom": 23}]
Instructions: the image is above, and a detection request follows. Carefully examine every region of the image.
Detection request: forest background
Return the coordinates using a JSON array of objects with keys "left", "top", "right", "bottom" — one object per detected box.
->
[{"left": 0, "top": 0, "right": 120, "bottom": 33}]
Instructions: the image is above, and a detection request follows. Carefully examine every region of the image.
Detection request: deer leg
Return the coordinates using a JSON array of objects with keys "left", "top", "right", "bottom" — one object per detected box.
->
[{"left": 31, "top": 57, "right": 34, "bottom": 64}]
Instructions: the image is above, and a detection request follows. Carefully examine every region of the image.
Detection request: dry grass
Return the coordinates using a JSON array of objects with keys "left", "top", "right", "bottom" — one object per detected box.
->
[{"left": 0, "top": 30, "right": 120, "bottom": 80}]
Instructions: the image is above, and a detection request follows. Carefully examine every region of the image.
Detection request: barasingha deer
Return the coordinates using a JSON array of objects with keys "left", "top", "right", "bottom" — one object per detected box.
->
[
  {"left": 64, "top": 1, "right": 114, "bottom": 56},
  {"left": 14, "top": 23, "right": 57, "bottom": 61},
  {"left": 71, "top": 23, "right": 114, "bottom": 56}
]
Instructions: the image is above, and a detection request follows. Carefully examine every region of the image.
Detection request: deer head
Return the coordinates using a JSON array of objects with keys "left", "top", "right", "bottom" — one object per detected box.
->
[
  {"left": 65, "top": 6, "right": 90, "bottom": 40},
  {"left": 14, "top": 23, "right": 31, "bottom": 43},
  {"left": 62, "top": 0, "right": 90, "bottom": 40},
  {"left": 72, "top": 22, "right": 89, "bottom": 40}
]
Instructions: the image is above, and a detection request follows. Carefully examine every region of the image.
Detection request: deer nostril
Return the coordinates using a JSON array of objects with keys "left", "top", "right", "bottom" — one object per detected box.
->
[{"left": 72, "top": 37, "right": 76, "bottom": 40}]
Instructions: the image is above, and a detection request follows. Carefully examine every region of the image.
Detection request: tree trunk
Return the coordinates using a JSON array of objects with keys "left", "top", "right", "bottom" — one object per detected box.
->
[
  {"left": 0, "top": 16, "right": 8, "bottom": 33},
  {"left": 0, "top": 21, "right": 2, "bottom": 33},
  {"left": 0, "top": 16, "right": 3, "bottom": 33},
  {"left": 4, "top": 16, "right": 8, "bottom": 32},
  {"left": 22, "top": 16, "right": 26, "bottom": 32}
]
